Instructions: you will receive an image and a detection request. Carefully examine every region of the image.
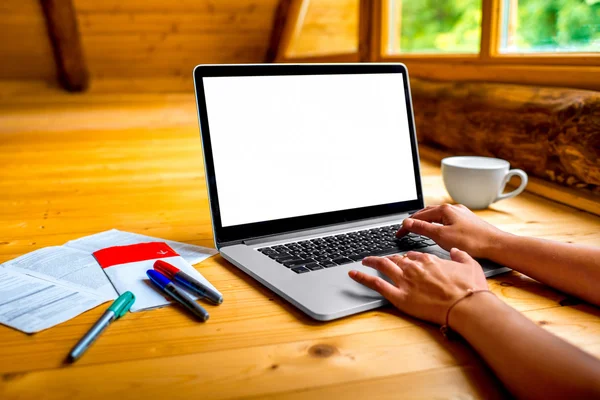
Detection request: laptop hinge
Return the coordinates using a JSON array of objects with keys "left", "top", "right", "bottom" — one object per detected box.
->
[{"left": 241, "top": 211, "right": 416, "bottom": 247}]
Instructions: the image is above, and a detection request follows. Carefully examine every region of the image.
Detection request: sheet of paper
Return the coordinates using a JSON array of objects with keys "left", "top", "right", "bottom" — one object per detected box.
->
[
  {"left": 65, "top": 229, "right": 217, "bottom": 265},
  {"left": 2, "top": 246, "right": 118, "bottom": 301},
  {"left": 94, "top": 242, "right": 221, "bottom": 312},
  {"left": 0, "top": 267, "right": 106, "bottom": 334}
]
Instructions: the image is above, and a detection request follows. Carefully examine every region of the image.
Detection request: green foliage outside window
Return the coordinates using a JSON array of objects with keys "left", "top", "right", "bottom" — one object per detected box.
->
[
  {"left": 397, "top": 0, "right": 600, "bottom": 53},
  {"left": 399, "top": 0, "right": 482, "bottom": 53},
  {"left": 509, "top": 0, "right": 600, "bottom": 52}
]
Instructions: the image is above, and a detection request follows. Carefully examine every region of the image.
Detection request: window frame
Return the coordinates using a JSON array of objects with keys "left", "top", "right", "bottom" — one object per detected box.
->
[{"left": 275, "top": 0, "right": 600, "bottom": 91}]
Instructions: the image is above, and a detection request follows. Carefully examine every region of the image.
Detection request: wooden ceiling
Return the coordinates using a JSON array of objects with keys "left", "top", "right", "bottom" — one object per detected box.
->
[
  {"left": 0, "top": 0, "right": 282, "bottom": 87},
  {"left": 0, "top": 0, "right": 57, "bottom": 80}
]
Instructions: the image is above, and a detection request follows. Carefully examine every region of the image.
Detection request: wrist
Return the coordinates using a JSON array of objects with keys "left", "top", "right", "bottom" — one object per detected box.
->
[
  {"left": 449, "top": 291, "right": 505, "bottom": 336},
  {"left": 483, "top": 230, "right": 514, "bottom": 261}
]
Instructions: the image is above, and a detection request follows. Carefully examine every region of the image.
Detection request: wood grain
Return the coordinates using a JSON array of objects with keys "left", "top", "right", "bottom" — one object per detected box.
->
[
  {"left": 0, "top": 89, "right": 599, "bottom": 399},
  {"left": 0, "top": 0, "right": 282, "bottom": 84},
  {"left": 74, "top": 0, "right": 279, "bottom": 79},
  {"left": 286, "top": 0, "right": 358, "bottom": 57},
  {"left": 0, "top": 0, "right": 57, "bottom": 80}
]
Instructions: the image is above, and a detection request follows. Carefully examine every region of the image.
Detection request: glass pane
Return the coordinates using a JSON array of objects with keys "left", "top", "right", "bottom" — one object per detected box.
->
[
  {"left": 500, "top": 0, "right": 600, "bottom": 53},
  {"left": 286, "top": 0, "right": 359, "bottom": 57},
  {"left": 387, "top": 0, "right": 482, "bottom": 54}
]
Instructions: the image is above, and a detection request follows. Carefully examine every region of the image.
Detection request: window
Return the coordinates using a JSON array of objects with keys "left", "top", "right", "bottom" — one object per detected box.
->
[
  {"left": 384, "top": 0, "right": 600, "bottom": 56},
  {"left": 499, "top": 0, "right": 600, "bottom": 53},
  {"left": 387, "top": 0, "right": 482, "bottom": 54},
  {"left": 275, "top": 0, "right": 600, "bottom": 90}
]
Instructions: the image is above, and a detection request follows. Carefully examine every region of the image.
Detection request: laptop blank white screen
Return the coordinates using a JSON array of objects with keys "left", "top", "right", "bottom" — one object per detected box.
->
[{"left": 203, "top": 73, "right": 418, "bottom": 228}]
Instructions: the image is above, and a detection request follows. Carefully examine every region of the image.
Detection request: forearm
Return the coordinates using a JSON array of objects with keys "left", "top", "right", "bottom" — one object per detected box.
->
[
  {"left": 486, "top": 233, "right": 600, "bottom": 305},
  {"left": 452, "top": 293, "right": 600, "bottom": 399}
]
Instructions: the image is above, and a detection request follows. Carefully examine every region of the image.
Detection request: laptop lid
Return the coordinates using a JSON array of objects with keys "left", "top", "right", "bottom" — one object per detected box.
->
[{"left": 193, "top": 63, "right": 424, "bottom": 247}]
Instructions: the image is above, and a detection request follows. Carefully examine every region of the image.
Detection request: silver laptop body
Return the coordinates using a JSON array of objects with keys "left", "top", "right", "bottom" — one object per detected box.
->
[{"left": 193, "top": 63, "right": 510, "bottom": 321}]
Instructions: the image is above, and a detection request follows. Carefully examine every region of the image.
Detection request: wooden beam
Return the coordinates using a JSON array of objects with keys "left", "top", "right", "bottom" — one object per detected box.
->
[
  {"left": 274, "top": 0, "right": 310, "bottom": 62},
  {"left": 265, "top": 0, "right": 294, "bottom": 62},
  {"left": 40, "top": 0, "right": 89, "bottom": 92},
  {"left": 410, "top": 77, "right": 600, "bottom": 213},
  {"left": 370, "top": 0, "right": 384, "bottom": 60},
  {"left": 358, "top": 0, "right": 375, "bottom": 62}
]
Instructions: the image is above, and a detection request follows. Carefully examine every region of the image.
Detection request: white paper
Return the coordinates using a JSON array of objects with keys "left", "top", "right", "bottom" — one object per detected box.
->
[
  {"left": 2, "top": 246, "right": 118, "bottom": 301},
  {"left": 65, "top": 229, "right": 217, "bottom": 265},
  {"left": 103, "top": 255, "right": 221, "bottom": 312},
  {"left": 0, "top": 267, "right": 106, "bottom": 334}
]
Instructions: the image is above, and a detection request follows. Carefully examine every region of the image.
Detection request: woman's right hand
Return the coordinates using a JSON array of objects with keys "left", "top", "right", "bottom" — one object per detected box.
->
[
  {"left": 396, "top": 204, "right": 507, "bottom": 259},
  {"left": 349, "top": 249, "right": 489, "bottom": 325}
]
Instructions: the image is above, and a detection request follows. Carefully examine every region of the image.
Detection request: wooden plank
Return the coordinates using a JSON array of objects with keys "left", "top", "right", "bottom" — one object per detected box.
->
[
  {"left": 0, "top": 0, "right": 46, "bottom": 13},
  {"left": 255, "top": 366, "right": 508, "bottom": 399},
  {"left": 280, "top": 53, "right": 359, "bottom": 63},
  {"left": 0, "top": 0, "right": 57, "bottom": 80},
  {"left": 265, "top": 0, "right": 295, "bottom": 62},
  {"left": 77, "top": 32, "right": 269, "bottom": 77},
  {"left": 71, "top": 0, "right": 279, "bottom": 79},
  {"left": 40, "top": 0, "right": 89, "bottom": 91},
  {"left": 285, "top": 0, "right": 358, "bottom": 58},
  {"left": 1, "top": 299, "right": 599, "bottom": 398},
  {"left": 73, "top": 0, "right": 279, "bottom": 13},
  {"left": 76, "top": 12, "right": 278, "bottom": 35},
  {"left": 0, "top": 326, "right": 499, "bottom": 399},
  {"left": 277, "top": 0, "right": 311, "bottom": 61}
]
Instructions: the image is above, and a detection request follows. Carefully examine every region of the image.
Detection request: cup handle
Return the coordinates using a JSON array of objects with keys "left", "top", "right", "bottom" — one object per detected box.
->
[{"left": 495, "top": 169, "right": 528, "bottom": 202}]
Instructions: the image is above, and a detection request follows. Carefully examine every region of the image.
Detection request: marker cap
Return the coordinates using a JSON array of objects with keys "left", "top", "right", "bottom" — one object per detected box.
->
[
  {"left": 107, "top": 291, "right": 136, "bottom": 318},
  {"left": 147, "top": 269, "right": 171, "bottom": 289},
  {"left": 154, "top": 260, "right": 178, "bottom": 278}
]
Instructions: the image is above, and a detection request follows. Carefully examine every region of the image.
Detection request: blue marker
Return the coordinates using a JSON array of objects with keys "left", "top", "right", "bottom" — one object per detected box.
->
[{"left": 146, "top": 269, "right": 210, "bottom": 322}]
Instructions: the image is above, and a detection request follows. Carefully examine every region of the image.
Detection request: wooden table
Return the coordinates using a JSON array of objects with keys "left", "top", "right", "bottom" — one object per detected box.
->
[{"left": 1, "top": 90, "right": 599, "bottom": 399}]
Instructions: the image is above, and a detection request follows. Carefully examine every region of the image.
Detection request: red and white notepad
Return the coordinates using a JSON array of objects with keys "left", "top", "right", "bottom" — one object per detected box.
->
[{"left": 94, "top": 242, "right": 221, "bottom": 312}]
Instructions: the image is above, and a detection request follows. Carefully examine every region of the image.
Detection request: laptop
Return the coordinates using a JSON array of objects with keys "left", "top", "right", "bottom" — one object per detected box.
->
[{"left": 193, "top": 63, "right": 510, "bottom": 321}]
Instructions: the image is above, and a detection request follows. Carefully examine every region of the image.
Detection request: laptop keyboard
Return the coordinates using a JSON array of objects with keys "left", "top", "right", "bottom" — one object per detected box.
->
[{"left": 257, "top": 224, "right": 436, "bottom": 274}]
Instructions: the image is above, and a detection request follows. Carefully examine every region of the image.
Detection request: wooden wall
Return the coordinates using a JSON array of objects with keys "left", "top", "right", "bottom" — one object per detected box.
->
[
  {"left": 0, "top": 0, "right": 280, "bottom": 85},
  {"left": 0, "top": 0, "right": 56, "bottom": 80},
  {"left": 287, "top": 0, "right": 358, "bottom": 57},
  {"left": 74, "top": 0, "right": 279, "bottom": 79}
]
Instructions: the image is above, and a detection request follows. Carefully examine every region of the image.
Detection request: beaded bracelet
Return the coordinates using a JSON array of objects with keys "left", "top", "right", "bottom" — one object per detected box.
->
[{"left": 440, "top": 288, "right": 494, "bottom": 339}]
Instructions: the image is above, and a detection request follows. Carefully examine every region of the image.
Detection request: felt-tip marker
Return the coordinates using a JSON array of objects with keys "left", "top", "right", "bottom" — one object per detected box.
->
[
  {"left": 146, "top": 269, "right": 210, "bottom": 322},
  {"left": 154, "top": 260, "right": 223, "bottom": 305}
]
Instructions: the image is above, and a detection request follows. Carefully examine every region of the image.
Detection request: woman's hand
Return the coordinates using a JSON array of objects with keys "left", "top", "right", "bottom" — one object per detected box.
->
[
  {"left": 349, "top": 249, "right": 488, "bottom": 325},
  {"left": 396, "top": 204, "right": 506, "bottom": 259}
]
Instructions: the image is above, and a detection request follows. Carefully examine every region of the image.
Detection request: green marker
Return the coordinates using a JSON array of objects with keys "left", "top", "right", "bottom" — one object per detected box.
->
[{"left": 67, "top": 291, "right": 135, "bottom": 362}]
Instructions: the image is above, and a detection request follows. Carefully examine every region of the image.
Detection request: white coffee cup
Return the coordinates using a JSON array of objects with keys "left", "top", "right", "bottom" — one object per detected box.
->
[{"left": 441, "top": 156, "right": 528, "bottom": 210}]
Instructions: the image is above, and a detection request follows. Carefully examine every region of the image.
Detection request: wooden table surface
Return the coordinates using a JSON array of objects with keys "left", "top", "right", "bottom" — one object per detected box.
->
[{"left": 1, "top": 90, "right": 599, "bottom": 399}]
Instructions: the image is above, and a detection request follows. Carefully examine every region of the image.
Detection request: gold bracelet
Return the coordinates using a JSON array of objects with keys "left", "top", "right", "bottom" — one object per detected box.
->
[{"left": 440, "top": 288, "right": 494, "bottom": 339}]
